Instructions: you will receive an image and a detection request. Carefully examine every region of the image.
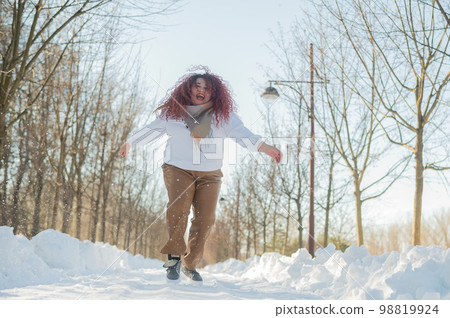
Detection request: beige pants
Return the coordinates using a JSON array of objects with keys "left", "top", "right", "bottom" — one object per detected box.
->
[{"left": 160, "top": 163, "right": 222, "bottom": 270}]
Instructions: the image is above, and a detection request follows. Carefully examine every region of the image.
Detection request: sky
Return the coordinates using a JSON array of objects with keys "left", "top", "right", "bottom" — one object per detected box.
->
[
  {"left": 137, "top": 0, "right": 307, "bottom": 120},
  {"left": 125, "top": 0, "right": 449, "bottom": 227}
]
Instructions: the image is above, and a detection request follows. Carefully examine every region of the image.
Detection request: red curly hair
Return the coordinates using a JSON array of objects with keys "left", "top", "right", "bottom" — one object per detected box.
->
[{"left": 155, "top": 66, "right": 236, "bottom": 125}]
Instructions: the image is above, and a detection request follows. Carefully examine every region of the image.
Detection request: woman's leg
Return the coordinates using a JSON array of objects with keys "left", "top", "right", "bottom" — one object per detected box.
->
[
  {"left": 183, "top": 169, "right": 222, "bottom": 270},
  {"left": 160, "top": 164, "right": 196, "bottom": 256}
]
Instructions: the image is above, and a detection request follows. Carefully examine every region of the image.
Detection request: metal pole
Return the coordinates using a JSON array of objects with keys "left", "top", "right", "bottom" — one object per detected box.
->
[{"left": 308, "top": 43, "right": 315, "bottom": 257}]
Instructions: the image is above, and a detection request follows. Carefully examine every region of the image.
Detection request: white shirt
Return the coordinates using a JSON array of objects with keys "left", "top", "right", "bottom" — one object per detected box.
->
[{"left": 127, "top": 112, "right": 263, "bottom": 171}]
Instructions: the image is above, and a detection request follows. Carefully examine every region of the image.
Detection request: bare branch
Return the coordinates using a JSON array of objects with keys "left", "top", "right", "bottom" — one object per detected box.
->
[{"left": 424, "top": 163, "right": 450, "bottom": 171}]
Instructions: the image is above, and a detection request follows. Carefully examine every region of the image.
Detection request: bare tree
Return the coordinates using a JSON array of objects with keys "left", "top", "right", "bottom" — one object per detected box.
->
[
  {"left": 315, "top": 129, "right": 349, "bottom": 247},
  {"left": 264, "top": 4, "right": 412, "bottom": 246},
  {"left": 314, "top": 39, "right": 406, "bottom": 246},
  {"left": 262, "top": 29, "right": 311, "bottom": 250},
  {"left": 328, "top": 0, "right": 449, "bottom": 244}
]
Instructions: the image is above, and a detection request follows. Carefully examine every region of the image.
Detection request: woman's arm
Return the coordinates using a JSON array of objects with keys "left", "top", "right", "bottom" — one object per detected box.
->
[
  {"left": 120, "top": 118, "right": 166, "bottom": 158},
  {"left": 226, "top": 113, "right": 282, "bottom": 163},
  {"left": 258, "top": 142, "right": 282, "bottom": 163}
]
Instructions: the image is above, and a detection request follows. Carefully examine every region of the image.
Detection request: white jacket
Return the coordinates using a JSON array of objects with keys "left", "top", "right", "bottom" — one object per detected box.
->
[{"left": 127, "top": 112, "right": 263, "bottom": 171}]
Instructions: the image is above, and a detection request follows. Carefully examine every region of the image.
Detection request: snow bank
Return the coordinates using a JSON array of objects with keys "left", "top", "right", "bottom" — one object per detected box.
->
[
  {"left": 0, "top": 227, "right": 62, "bottom": 289},
  {"left": 0, "top": 226, "right": 162, "bottom": 289},
  {"left": 1, "top": 226, "right": 448, "bottom": 300},
  {"left": 205, "top": 243, "right": 449, "bottom": 300}
]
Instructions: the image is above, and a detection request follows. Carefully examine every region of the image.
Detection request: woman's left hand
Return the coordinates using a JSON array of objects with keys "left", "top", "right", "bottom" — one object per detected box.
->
[{"left": 258, "top": 142, "right": 283, "bottom": 163}]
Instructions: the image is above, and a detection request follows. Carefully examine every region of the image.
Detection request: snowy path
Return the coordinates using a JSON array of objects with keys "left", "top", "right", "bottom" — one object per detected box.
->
[{"left": 1, "top": 267, "right": 319, "bottom": 300}]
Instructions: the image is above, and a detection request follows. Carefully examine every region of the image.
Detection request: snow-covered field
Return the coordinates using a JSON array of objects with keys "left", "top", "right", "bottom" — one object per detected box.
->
[{"left": 1, "top": 226, "right": 449, "bottom": 300}]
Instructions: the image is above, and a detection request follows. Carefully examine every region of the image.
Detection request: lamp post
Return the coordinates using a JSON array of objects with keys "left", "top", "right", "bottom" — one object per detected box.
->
[{"left": 261, "top": 44, "right": 326, "bottom": 257}]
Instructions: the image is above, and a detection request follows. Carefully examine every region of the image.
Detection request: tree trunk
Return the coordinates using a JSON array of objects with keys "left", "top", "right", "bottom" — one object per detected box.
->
[
  {"left": 1, "top": 143, "right": 11, "bottom": 226},
  {"left": 90, "top": 135, "right": 106, "bottom": 242},
  {"left": 324, "top": 160, "right": 334, "bottom": 247},
  {"left": 61, "top": 178, "right": 74, "bottom": 234},
  {"left": 262, "top": 207, "right": 268, "bottom": 253},
  {"left": 138, "top": 215, "right": 145, "bottom": 255},
  {"left": 75, "top": 168, "right": 83, "bottom": 239},
  {"left": 245, "top": 200, "right": 252, "bottom": 259},
  {"left": 0, "top": 0, "right": 21, "bottom": 171},
  {"left": 295, "top": 199, "right": 303, "bottom": 249},
  {"left": 100, "top": 185, "right": 109, "bottom": 242},
  {"left": 125, "top": 211, "right": 133, "bottom": 249},
  {"left": 12, "top": 158, "right": 27, "bottom": 234},
  {"left": 12, "top": 131, "right": 29, "bottom": 234},
  {"left": 115, "top": 176, "right": 126, "bottom": 245},
  {"left": 31, "top": 162, "right": 45, "bottom": 236},
  {"left": 50, "top": 178, "right": 60, "bottom": 229},
  {"left": 100, "top": 161, "right": 113, "bottom": 242},
  {"left": 252, "top": 211, "right": 258, "bottom": 255},
  {"left": 282, "top": 200, "right": 290, "bottom": 255},
  {"left": 353, "top": 172, "right": 364, "bottom": 246},
  {"left": 90, "top": 179, "right": 102, "bottom": 242},
  {"left": 133, "top": 211, "right": 140, "bottom": 254},
  {"left": 412, "top": 123, "right": 424, "bottom": 245},
  {"left": 51, "top": 141, "right": 66, "bottom": 229},
  {"left": 61, "top": 151, "right": 77, "bottom": 234},
  {"left": 272, "top": 204, "right": 277, "bottom": 252},
  {"left": 0, "top": 114, "right": 8, "bottom": 172},
  {"left": 234, "top": 182, "right": 240, "bottom": 259}
]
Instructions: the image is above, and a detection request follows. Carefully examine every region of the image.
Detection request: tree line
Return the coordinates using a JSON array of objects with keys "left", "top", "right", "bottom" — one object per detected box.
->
[{"left": 0, "top": 0, "right": 179, "bottom": 259}]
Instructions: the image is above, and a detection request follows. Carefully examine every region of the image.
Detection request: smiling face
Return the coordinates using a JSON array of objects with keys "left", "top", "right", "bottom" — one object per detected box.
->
[{"left": 189, "top": 77, "right": 212, "bottom": 105}]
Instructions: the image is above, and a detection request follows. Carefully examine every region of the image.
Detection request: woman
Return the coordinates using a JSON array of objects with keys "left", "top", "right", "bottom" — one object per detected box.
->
[{"left": 119, "top": 67, "right": 282, "bottom": 282}]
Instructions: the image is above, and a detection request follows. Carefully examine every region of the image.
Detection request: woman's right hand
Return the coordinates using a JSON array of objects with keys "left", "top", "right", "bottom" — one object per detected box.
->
[
  {"left": 119, "top": 142, "right": 130, "bottom": 158},
  {"left": 258, "top": 142, "right": 283, "bottom": 163}
]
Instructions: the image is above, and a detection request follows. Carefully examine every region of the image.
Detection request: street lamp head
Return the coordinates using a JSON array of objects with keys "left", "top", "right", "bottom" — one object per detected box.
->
[{"left": 261, "top": 86, "right": 279, "bottom": 105}]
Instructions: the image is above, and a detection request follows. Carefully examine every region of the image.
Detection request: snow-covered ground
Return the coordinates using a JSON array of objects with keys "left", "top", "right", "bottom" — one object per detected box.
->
[{"left": 0, "top": 226, "right": 449, "bottom": 300}]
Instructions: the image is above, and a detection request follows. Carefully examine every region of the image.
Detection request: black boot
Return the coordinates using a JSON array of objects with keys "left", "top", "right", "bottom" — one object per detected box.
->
[
  {"left": 182, "top": 265, "right": 203, "bottom": 281},
  {"left": 163, "top": 255, "right": 181, "bottom": 280}
]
